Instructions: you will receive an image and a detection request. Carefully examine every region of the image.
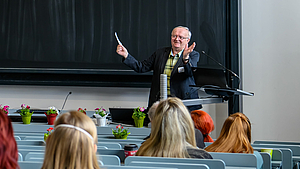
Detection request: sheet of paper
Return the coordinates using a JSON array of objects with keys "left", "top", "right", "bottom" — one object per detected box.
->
[{"left": 114, "top": 32, "right": 123, "bottom": 45}]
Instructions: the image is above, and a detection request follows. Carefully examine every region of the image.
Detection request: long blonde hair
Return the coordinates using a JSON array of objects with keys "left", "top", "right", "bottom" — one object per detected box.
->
[
  {"left": 136, "top": 97, "right": 197, "bottom": 158},
  {"left": 205, "top": 112, "right": 253, "bottom": 153},
  {"left": 41, "top": 111, "right": 100, "bottom": 169}
]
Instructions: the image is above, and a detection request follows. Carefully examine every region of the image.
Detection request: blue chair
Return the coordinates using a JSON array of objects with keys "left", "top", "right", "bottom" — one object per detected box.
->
[
  {"left": 101, "top": 165, "right": 176, "bottom": 169},
  {"left": 18, "top": 161, "right": 43, "bottom": 169},
  {"left": 209, "top": 152, "right": 258, "bottom": 169},
  {"left": 16, "top": 140, "right": 45, "bottom": 146},
  {"left": 96, "top": 155, "right": 121, "bottom": 165},
  {"left": 128, "top": 161, "right": 210, "bottom": 169},
  {"left": 97, "top": 142, "right": 122, "bottom": 149},
  {"left": 125, "top": 156, "right": 226, "bottom": 169},
  {"left": 253, "top": 146, "right": 293, "bottom": 169},
  {"left": 97, "top": 149, "right": 125, "bottom": 162},
  {"left": 24, "top": 152, "right": 44, "bottom": 162},
  {"left": 259, "top": 152, "right": 271, "bottom": 169},
  {"left": 18, "top": 152, "right": 23, "bottom": 161}
]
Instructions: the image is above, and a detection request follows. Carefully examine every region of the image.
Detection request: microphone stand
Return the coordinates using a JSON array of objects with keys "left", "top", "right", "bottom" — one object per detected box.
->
[
  {"left": 61, "top": 92, "right": 72, "bottom": 113},
  {"left": 201, "top": 51, "right": 240, "bottom": 88}
]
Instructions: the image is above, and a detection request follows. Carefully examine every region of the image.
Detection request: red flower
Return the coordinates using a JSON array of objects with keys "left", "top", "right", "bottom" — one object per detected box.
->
[
  {"left": 121, "top": 126, "right": 124, "bottom": 129},
  {"left": 26, "top": 105, "right": 30, "bottom": 109},
  {"left": 116, "top": 125, "right": 121, "bottom": 129}
]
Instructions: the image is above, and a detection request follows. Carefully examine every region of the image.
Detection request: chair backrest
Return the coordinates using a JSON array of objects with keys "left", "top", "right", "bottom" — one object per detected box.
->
[
  {"left": 18, "top": 152, "right": 23, "bottom": 161},
  {"left": 101, "top": 165, "right": 176, "bottom": 169},
  {"left": 18, "top": 145, "right": 46, "bottom": 150},
  {"left": 96, "top": 155, "right": 121, "bottom": 166},
  {"left": 253, "top": 147, "right": 292, "bottom": 169},
  {"left": 25, "top": 152, "right": 44, "bottom": 162},
  {"left": 128, "top": 161, "right": 209, "bottom": 169},
  {"left": 209, "top": 152, "right": 257, "bottom": 168},
  {"left": 97, "top": 142, "right": 122, "bottom": 149},
  {"left": 254, "top": 140, "right": 300, "bottom": 146},
  {"left": 97, "top": 149, "right": 126, "bottom": 163},
  {"left": 18, "top": 161, "right": 43, "bottom": 169},
  {"left": 125, "top": 156, "right": 226, "bottom": 169},
  {"left": 259, "top": 152, "right": 271, "bottom": 169},
  {"left": 16, "top": 140, "right": 45, "bottom": 146},
  {"left": 252, "top": 143, "right": 300, "bottom": 156},
  {"left": 14, "top": 136, "right": 21, "bottom": 140},
  {"left": 18, "top": 149, "right": 45, "bottom": 160}
]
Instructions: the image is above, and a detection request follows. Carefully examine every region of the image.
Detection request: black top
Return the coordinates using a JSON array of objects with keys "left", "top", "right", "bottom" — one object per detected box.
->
[
  {"left": 187, "top": 147, "right": 213, "bottom": 159},
  {"left": 194, "top": 128, "right": 205, "bottom": 149}
]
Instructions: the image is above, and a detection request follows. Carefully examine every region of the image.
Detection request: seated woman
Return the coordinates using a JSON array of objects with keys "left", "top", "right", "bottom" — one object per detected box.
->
[
  {"left": 136, "top": 97, "right": 212, "bottom": 159},
  {"left": 41, "top": 111, "right": 100, "bottom": 169},
  {"left": 191, "top": 110, "right": 215, "bottom": 142},
  {"left": 0, "top": 109, "right": 19, "bottom": 169},
  {"left": 205, "top": 112, "right": 263, "bottom": 168}
]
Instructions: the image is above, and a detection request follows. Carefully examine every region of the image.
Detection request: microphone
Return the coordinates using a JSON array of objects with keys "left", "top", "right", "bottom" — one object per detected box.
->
[
  {"left": 61, "top": 92, "right": 72, "bottom": 112},
  {"left": 201, "top": 51, "right": 240, "bottom": 86}
]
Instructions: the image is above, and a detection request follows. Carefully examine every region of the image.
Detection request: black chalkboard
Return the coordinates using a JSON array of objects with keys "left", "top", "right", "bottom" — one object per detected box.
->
[{"left": 0, "top": 0, "right": 225, "bottom": 87}]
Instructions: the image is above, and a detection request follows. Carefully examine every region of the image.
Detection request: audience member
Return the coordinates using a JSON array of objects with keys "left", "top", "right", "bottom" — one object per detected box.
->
[
  {"left": 136, "top": 97, "right": 212, "bottom": 159},
  {"left": 41, "top": 111, "right": 100, "bottom": 169},
  {"left": 191, "top": 110, "right": 215, "bottom": 142},
  {"left": 0, "top": 109, "right": 19, "bottom": 169},
  {"left": 205, "top": 112, "right": 262, "bottom": 168},
  {"left": 144, "top": 100, "right": 205, "bottom": 148}
]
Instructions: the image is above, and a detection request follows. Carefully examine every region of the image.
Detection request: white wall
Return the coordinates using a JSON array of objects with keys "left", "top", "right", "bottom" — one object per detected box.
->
[{"left": 241, "top": 0, "right": 300, "bottom": 141}]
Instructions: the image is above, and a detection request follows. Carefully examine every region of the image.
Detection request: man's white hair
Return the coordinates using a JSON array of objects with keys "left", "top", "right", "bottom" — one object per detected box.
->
[{"left": 172, "top": 26, "right": 192, "bottom": 39}]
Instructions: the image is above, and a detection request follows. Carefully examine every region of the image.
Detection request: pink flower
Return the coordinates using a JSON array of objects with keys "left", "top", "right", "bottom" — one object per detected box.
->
[
  {"left": 140, "top": 107, "right": 145, "bottom": 112},
  {"left": 95, "top": 108, "right": 100, "bottom": 111},
  {"left": 116, "top": 125, "right": 121, "bottom": 129},
  {"left": 3, "top": 105, "right": 9, "bottom": 109},
  {"left": 21, "top": 104, "right": 25, "bottom": 108}
]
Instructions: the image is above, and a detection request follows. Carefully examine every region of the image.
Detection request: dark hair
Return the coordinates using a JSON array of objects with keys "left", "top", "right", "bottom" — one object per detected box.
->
[{"left": 0, "top": 109, "right": 19, "bottom": 169}]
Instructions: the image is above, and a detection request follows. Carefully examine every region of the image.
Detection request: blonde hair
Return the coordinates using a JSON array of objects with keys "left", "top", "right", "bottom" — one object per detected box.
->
[
  {"left": 205, "top": 112, "right": 253, "bottom": 153},
  {"left": 136, "top": 97, "right": 197, "bottom": 158},
  {"left": 147, "top": 101, "right": 160, "bottom": 121},
  {"left": 41, "top": 111, "right": 100, "bottom": 169}
]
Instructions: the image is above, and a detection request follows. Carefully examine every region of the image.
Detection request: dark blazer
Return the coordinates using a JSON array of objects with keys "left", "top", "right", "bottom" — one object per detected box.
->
[{"left": 123, "top": 46, "right": 201, "bottom": 110}]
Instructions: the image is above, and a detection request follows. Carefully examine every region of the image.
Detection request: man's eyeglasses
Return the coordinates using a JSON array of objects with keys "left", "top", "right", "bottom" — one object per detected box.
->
[{"left": 171, "top": 35, "right": 189, "bottom": 40}]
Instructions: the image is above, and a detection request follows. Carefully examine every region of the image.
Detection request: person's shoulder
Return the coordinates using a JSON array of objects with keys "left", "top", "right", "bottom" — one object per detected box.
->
[
  {"left": 191, "top": 50, "right": 200, "bottom": 55},
  {"left": 187, "top": 147, "right": 213, "bottom": 159}
]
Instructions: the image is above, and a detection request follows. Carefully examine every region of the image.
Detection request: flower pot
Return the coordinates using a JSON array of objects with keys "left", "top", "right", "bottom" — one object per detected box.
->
[
  {"left": 21, "top": 115, "right": 32, "bottom": 124},
  {"left": 45, "top": 113, "right": 57, "bottom": 125},
  {"left": 97, "top": 117, "right": 107, "bottom": 127},
  {"left": 132, "top": 115, "right": 145, "bottom": 128},
  {"left": 114, "top": 134, "right": 129, "bottom": 139},
  {"left": 44, "top": 135, "right": 49, "bottom": 142}
]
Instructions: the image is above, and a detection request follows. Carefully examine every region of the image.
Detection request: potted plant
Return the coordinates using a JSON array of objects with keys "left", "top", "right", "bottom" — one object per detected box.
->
[
  {"left": 44, "top": 127, "right": 54, "bottom": 142},
  {"left": 112, "top": 125, "right": 131, "bottom": 139},
  {"left": 45, "top": 106, "right": 59, "bottom": 125},
  {"left": 0, "top": 104, "right": 9, "bottom": 115},
  {"left": 20, "top": 104, "right": 34, "bottom": 124},
  {"left": 77, "top": 108, "right": 87, "bottom": 115},
  {"left": 94, "top": 106, "right": 107, "bottom": 126},
  {"left": 132, "top": 106, "right": 146, "bottom": 128}
]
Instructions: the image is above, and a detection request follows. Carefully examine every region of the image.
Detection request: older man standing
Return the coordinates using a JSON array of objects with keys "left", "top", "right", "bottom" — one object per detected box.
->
[{"left": 116, "top": 26, "right": 201, "bottom": 111}]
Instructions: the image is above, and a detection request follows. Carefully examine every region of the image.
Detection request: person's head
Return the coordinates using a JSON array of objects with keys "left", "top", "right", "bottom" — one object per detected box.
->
[
  {"left": 147, "top": 101, "right": 160, "bottom": 121},
  {"left": 136, "top": 97, "right": 196, "bottom": 158},
  {"left": 191, "top": 110, "right": 215, "bottom": 142},
  {"left": 205, "top": 112, "right": 253, "bottom": 153},
  {"left": 0, "top": 109, "right": 19, "bottom": 169},
  {"left": 42, "top": 111, "right": 100, "bottom": 169},
  {"left": 171, "top": 26, "right": 191, "bottom": 53}
]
